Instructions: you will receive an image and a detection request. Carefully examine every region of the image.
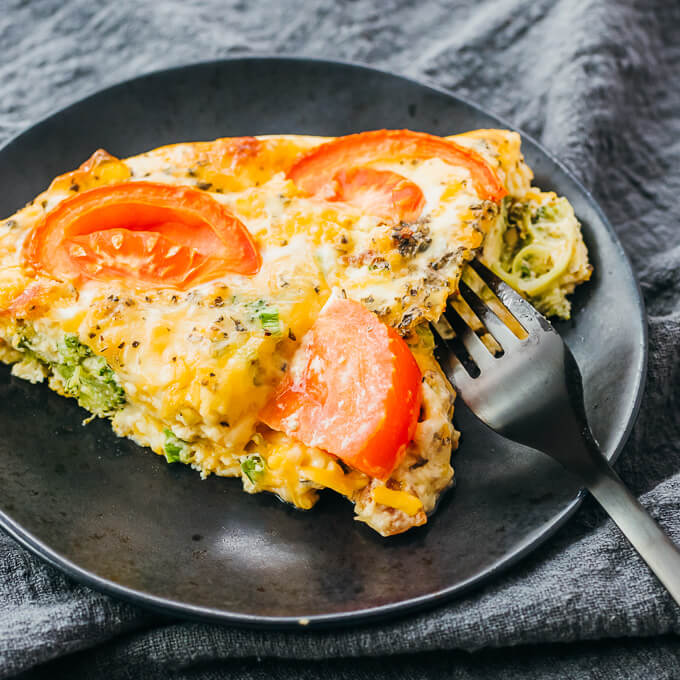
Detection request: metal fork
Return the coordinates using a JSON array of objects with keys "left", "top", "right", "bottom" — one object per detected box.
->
[{"left": 433, "top": 259, "right": 680, "bottom": 604}]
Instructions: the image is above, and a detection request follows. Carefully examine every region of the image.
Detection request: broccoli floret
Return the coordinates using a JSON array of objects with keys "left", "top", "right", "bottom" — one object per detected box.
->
[
  {"left": 53, "top": 334, "right": 125, "bottom": 416},
  {"left": 532, "top": 199, "right": 569, "bottom": 224},
  {"left": 241, "top": 454, "right": 266, "bottom": 483},
  {"left": 163, "top": 428, "right": 191, "bottom": 464},
  {"left": 13, "top": 331, "right": 125, "bottom": 417},
  {"left": 60, "top": 334, "right": 93, "bottom": 362},
  {"left": 247, "top": 300, "right": 282, "bottom": 335}
]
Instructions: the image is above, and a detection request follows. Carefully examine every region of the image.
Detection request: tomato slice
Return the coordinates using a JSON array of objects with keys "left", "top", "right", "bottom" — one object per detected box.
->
[
  {"left": 23, "top": 182, "right": 261, "bottom": 288},
  {"left": 260, "top": 298, "right": 422, "bottom": 479},
  {"left": 329, "top": 167, "right": 425, "bottom": 222},
  {"left": 288, "top": 129, "right": 507, "bottom": 205}
]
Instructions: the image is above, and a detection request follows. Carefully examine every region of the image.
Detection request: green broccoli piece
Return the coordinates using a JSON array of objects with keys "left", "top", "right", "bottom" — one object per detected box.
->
[
  {"left": 241, "top": 454, "right": 266, "bottom": 483},
  {"left": 54, "top": 334, "right": 125, "bottom": 416},
  {"left": 259, "top": 309, "right": 281, "bottom": 335},
  {"left": 60, "top": 334, "right": 93, "bottom": 362},
  {"left": 247, "top": 300, "right": 282, "bottom": 335},
  {"left": 532, "top": 199, "right": 569, "bottom": 224},
  {"left": 163, "top": 428, "right": 191, "bottom": 464}
]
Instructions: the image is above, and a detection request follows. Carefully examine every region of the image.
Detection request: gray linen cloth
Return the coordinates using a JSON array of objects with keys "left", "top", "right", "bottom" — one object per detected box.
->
[{"left": 1, "top": 0, "right": 679, "bottom": 677}]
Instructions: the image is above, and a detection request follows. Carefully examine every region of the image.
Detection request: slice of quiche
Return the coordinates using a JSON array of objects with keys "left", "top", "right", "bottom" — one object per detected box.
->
[{"left": 0, "top": 129, "right": 590, "bottom": 536}]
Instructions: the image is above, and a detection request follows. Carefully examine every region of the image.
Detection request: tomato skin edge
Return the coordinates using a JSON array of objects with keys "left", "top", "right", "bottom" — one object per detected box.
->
[
  {"left": 22, "top": 182, "right": 261, "bottom": 289},
  {"left": 260, "top": 298, "right": 423, "bottom": 481},
  {"left": 288, "top": 129, "right": 507, "bottom": 204},
  {"left": 348, "top": 326, "right": 422, "bottom": 480}
]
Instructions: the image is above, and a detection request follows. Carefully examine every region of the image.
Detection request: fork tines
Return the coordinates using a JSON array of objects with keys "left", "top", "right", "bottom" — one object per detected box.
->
[{"left": 432, "top": 260, "right": 528, "bottom": 378}]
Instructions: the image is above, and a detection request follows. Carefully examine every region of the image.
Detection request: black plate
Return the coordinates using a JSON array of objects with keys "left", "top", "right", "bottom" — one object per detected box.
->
[{"left": 0, "top": 57, "right": 646, "bottom": 627}]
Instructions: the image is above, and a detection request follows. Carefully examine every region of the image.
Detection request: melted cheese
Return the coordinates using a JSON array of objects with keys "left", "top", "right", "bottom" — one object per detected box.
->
[
  {"left": 0, "top": 129, "right": 589, "bottom": 536},
  {"left": 372, "top": 486, "right": 423, "bottom": 516}
]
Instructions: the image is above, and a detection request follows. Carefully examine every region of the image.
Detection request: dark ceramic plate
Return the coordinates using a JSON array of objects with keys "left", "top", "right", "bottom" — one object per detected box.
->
[{"left": 0, "top": 57, "right": 646, "bottom": 628}]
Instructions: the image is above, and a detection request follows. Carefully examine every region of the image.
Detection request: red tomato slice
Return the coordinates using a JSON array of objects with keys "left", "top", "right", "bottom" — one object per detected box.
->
[
  {"left": 288, "top": 129, "right": 506, "bottom": 204},
  {"left": 260, "top": 298, "right": 422, "bottom": 480},
  {"left": 329, "top": 167, "right": 425, "bottom": 222},
  {"left": 23, "top": 182, "right": 261, "bottom": 288}
]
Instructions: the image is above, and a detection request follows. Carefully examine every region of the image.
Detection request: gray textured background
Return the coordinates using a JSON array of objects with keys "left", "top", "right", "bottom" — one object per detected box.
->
[{"left": 1, "top": 0, "right": 679, "bottom": 677}]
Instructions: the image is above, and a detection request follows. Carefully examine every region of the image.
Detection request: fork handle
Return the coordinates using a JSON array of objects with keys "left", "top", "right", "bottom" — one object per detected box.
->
[{"left": 586, "top": 460, "right": 680, "bottom": 605}]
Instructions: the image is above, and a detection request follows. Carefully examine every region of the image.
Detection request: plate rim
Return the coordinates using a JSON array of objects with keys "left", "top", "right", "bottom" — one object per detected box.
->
[{"left": 0, "top": 54, "right": 648, "bottom": 629}]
